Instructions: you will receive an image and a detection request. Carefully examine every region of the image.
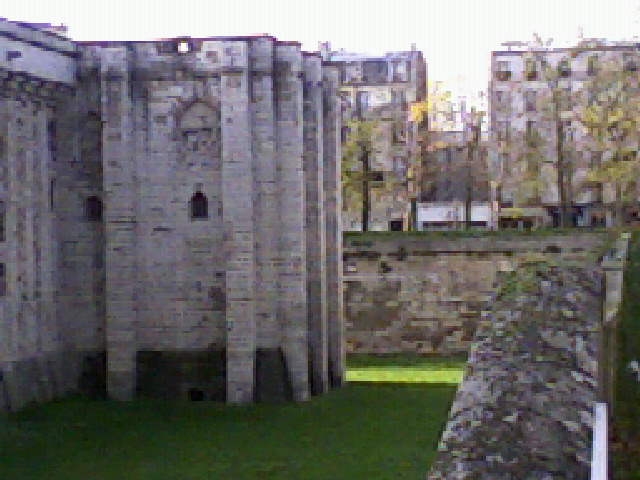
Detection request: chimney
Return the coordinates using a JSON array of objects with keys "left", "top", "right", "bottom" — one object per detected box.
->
[{"left": 318, "top": 41, "right": 331, "bottom": 61}]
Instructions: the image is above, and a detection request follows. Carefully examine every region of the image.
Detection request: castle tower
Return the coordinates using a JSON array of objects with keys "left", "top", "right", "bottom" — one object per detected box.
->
[{"left": 0, "top": 20, "right": 343, "bottom": 409}]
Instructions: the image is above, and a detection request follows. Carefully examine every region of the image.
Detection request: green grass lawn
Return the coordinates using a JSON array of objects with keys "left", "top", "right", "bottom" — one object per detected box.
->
[
  {"left": 346, "top": 354, "right": 466, "bottom": 384},
  {"left": 0, "top": 355, "right": 462, "bottom": 480},
  {"left": 612, "top": 231, "right": 640, "bottom": 480}
]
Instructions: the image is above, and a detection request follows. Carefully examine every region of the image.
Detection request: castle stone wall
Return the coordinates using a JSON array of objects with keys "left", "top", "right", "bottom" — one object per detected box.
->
[
  {"left": 344, "top": 233, "right": 607, "bottom": 355},
  {"left": 0, "top": 21, "right": 83, "bottom": 411},
  {"left": 0, "top": 21, "right": 343, "bottom": 409}
]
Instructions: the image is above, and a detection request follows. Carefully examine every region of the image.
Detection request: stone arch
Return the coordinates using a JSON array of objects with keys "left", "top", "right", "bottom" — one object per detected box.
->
[
  {"left": 174, "top": 100, "right": 221, "bottom": 161},
  {"left": 172, "top": 98, "right": 221, "bottom": 135}
]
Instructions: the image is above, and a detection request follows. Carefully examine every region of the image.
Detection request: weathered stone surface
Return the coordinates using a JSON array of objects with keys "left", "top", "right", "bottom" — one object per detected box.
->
[
  {"left": 427, "top": 264, "right": 602, "bottom": 480},
  {"left": 343, "top": 233, "right": 606, "bottom": 355},
  {"left": 0, "top": 20, "right": 343, "bottom": 409}
]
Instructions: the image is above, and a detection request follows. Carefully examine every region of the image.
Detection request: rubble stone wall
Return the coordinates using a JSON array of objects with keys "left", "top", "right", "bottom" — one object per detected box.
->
[
  {"left": 344, "top": 233, "right": 607, "bottom": 355},
  {"left": 427, "top": 263, "right": 603, "bottom": 479}
]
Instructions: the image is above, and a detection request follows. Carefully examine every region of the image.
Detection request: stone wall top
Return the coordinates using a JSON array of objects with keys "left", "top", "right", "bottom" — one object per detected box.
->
[
  {"left": 0, "top": 18, "right": 76, "bottom": 55},
  {"left": 344, "top": 231, "right": 609, "bottom": 257},
  {"left": 428, "top": 264, "right": 603, "bottom": 479},
  {"left": 0, "top": 19, "right": 77, "bottom": 85},
  {"left": 78, "top": 36, "right": 314, "bottom": 80}
]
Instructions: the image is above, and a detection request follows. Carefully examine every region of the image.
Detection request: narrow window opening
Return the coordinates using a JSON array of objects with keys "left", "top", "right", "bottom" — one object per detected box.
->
[
  {"left": 50, "top": 179, "right": 55, "bottom": 210},
  {"left": 393, "top": 123, "right": 407, "bottom": 144},
  {"left": 190, "top": 191, "right": 208, "bottom": 219},
  {"left": 558, "top": 59, "right": 571, "bottom": 78},
  {"left": 0, "top": 201, "right": 4, "bottom": 242},
  {"left": 0, "top": 263, "right": 5, "bottom": 297},
  {"left": 177, "top": 40, "right": 191, "bottom": 54},
  {"left": 588, "top": 55, "right": 598, "bottom": 76},
  {"left": 524, "top": 90, "right": 537, "bottom": 112},
  {"left": 495, "top": 61, "right": 511, "bottom": 81},
  {"left": 356, "top": 91, "right": 369, "bottom": 118},
  {"left": 525, "top": 59, "right": 538, "bottom": 80},
  {"left": 47, "top": 119, "right": 57, "bottom": 162},
  {"left": 188, "top": 388, "right": 205, "bottom": 401},
  {"left": 86, "top": 196, "right": 103, "bottom": 221}
]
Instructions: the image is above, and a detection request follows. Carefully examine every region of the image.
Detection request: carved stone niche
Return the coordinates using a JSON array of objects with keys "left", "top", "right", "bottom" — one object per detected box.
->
[{"left": 176, "top": 100, "right": 221, "bottom": 168}]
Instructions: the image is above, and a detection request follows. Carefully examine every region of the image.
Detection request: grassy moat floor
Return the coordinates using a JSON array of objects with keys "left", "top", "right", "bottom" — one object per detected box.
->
[
  {"left": 0, "top": 355, "right": 463, "bottom": 480},
  {"left": 612, "top": 231, "right": 640, "bottom": 480}
]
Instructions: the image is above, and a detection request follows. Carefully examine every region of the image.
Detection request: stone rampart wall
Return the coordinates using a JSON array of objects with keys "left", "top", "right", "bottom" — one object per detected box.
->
[
  {"left": 344, "top": 233, "right": 607, "bottom": 355},
  {"left": 427, "top": 263, "right": 602, "bottom": 479}
]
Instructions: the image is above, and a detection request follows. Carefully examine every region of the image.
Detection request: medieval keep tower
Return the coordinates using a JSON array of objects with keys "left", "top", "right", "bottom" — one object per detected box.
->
[{"left": 0, "top": 19, "right": 343, "bottom": 409}]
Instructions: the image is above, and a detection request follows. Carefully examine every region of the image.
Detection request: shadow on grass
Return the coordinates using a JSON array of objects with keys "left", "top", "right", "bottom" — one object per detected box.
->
[{"left": 0, "top": 382, "right": 457, "bottom": 480}]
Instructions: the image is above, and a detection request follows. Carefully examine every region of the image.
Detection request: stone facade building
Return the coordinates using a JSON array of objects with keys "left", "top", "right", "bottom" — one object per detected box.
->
[
  {"left": 0, "top": 19, "right": 343, "bottom": 410},
  {"left": 320, "top": 43, "right": 427, "bottom": 231},
  {"left": 489, "top": 40, "right": 640, "bottom": 227}
]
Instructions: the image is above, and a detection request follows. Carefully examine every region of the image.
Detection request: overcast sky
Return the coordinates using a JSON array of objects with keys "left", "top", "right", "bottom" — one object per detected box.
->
[{"left": 4, "top": 0, "right": 640, "bottom": 104}]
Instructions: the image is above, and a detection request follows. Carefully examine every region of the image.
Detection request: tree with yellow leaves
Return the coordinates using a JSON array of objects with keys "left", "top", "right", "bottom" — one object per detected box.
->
[
  {"left": 341, "top": 119, "right": 380, "bottom": 231},
  {"left": 578, "top": 54, "right": 640, "bottom": 226}
]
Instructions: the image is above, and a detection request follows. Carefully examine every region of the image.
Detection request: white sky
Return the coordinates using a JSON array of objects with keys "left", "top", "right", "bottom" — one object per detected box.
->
[{"left": 3, "top": 0, "right": 640, "bottom": 105}]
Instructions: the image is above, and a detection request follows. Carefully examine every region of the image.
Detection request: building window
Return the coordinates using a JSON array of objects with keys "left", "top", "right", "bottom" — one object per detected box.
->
[
  {"left": 0, "top": 201, "right": 4, "bottom": 242},
  {"left": 362, "top": 61, "right": 388, "bottom": 83},
  {"left": 495, "top": 61, "right": 511, "bottom": 81},
  {"left": 341, "top": 126, "right": 350, "bottom": 143},
  {"left": 47, "top": 119, "right": 57, "bottom": 162},
  {"left": 495, "top": 90, "right": 511, "bottom": 110},
  {"left": 0, "top": 263, "right": 5, "bottom": 297},
  {"left": 525, "top": 59, "right": 538, "bottom": 80},
  {"left": 526, "top": 120, "right": 537, "bottom": 144},
  {"left": 393, "top": 156, "right": 407, "bottom": 177},
  {"left": 393, "top": 123, "right": 407, "bottom": 144},
  {"left": 624, "top": 53, "right": 637, "bottom": 72},
  {"left": 590, "top": 151, "right": 602, "bottom": 169},
  {"left": 50, "top": 179, "right": 55, "bottom": 210},
  {"left": 190, "top": 191, "right": 208, "bottom": 219},
  {"left": 86, "top": 196, "right": 103, "bottom": 221},
  {"left": 177, "top": 40, "right": 191, "bottom": 54},
  {"left": 562, "top": 121, "right": 574, "bottom": 142},
  {"left": 559, "top": 88, "right": 572, "bottom": 111},
  {"left": 339, "top": 92, "right": 352, "bottom": 113},
  {"left": 496, "top": 121, "right": 510, "bottom": 142},
  {"left": 391, "top": 89, "right": 407, "bottom": 110},
  {"left": 588, "top": 55, "right": 598, "bottom": 76},
  {"left": 389, "top": 219, "right": 403, "bottom": 231},
  {"left": 356, "top": 91, "right": 369, "bottom": 118},
  {"left": 524, "top": 90, "right": 537, "bottom": 112},
  {"left": 391, "top": 61, "right": 409, "bottom": 82},
  {"left": 370, "top": 171, "right": 384, "bottom": 182},
  {"left": 558, "top": 59, "right": 571, "bottom": 78}
]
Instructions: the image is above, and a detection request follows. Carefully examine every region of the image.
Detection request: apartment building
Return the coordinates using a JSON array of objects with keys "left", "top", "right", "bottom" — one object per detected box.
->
[
  {"left": 419, "top": 89, "right": 492, "bottom": 230},
  {"left": 321, "top": 43, "right": 427, "bottom": 231},
  {"left": 489, "top": 39, "right": 640, "bottom": 227}
]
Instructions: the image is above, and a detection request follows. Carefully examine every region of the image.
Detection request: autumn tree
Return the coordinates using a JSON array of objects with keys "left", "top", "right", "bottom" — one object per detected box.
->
[
  {"left": 342, "top": 119, "right": 374, "bottom": 231},
  {"left": 498, "top": 44, "right": 582, "bottom": 227},
  {"left": 411, "top": 82, "right": 488, "bottom": 230},
  {"left": 342, "top": 118, "right": 413, "bottom": 231},
  {"left": 578, "top": 53, "right": 640, "bottom": 226},
  {"left": 410, "top": 81, "right": 454, "bottom": 201}
]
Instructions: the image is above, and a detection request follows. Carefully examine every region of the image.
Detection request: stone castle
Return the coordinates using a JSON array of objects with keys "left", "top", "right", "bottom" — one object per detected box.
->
[{"left": 0, "top": 19, "right": 344, "bottom": 410}]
